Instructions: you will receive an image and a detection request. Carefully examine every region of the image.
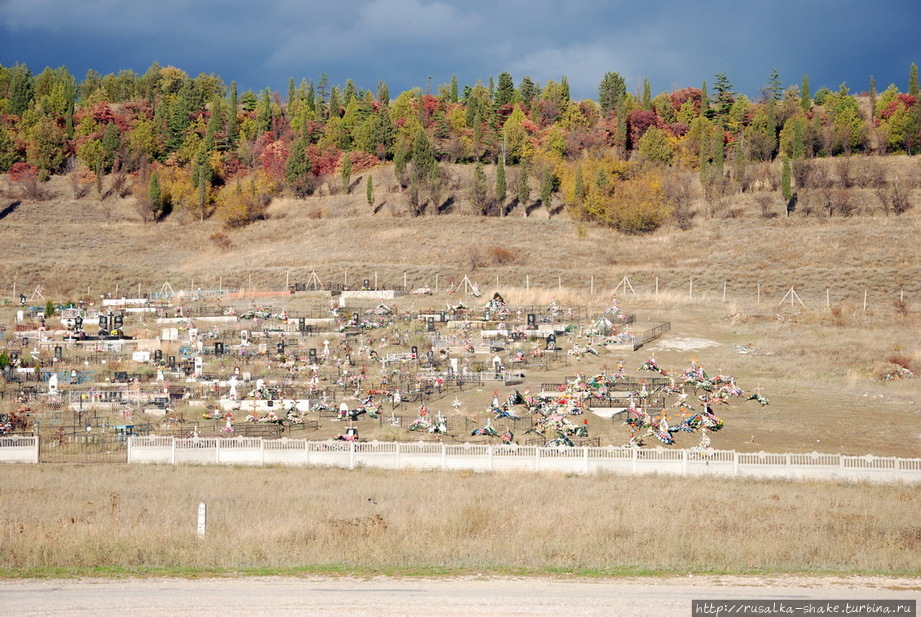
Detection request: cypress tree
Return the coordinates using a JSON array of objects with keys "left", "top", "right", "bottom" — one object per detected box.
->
[
  {"left": 340, "top": 154, "right": 351, "bottom": 193},
  {"left": 366, "top": 175, "right": 374, "bottom": 207},
  {"left": 642, "top": 78, "right": 652, "bottom": 110},
  {"left": 450, "top": 75, "right": 458, "bottom": 103},
  {"left": 148, "top": 172, "right": 162, "bottom": 219},
  {"left": 909, "top": 63, "right": 919, "bottom": 97},
  {"left": 800, "top": 74, "right": 811, "bottom": 112},
  {"left": 701, "top": 81, "right": 710, "bottom": 119},
  {"left": 495, "top": 156, "right": 507, "bottom": 213},
  {"left": 305, "top": 81, "right": 315, "bottom": 112}
]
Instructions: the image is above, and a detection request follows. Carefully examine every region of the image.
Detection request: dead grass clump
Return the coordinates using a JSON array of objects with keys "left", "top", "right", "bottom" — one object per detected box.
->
[
  {"left": 885, "top": 353, "right": 913, "bottom": 371},
  {"left": 209, "top": 232, "right": 232, "bottom": 252},
  {"left": 305, "top": 205, "right": 327, "bottom": 219}
]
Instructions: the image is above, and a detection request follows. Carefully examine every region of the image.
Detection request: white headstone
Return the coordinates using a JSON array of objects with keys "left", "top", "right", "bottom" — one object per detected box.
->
[{"left": 48, "top": 373, "right": 59, "bottom": 394}]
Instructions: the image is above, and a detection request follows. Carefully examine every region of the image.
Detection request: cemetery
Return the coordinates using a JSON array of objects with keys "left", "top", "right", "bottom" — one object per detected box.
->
[{"left": 1, "top": 278, "right": 919, "bottom": 483}]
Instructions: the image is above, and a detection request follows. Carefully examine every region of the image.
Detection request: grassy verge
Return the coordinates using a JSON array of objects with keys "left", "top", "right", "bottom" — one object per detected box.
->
[{"left": 2, "top": 465, "right": 919, "bottom": 578}]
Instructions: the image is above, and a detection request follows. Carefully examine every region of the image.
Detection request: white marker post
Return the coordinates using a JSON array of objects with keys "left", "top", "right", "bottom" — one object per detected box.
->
[{"left": 197, "top": 502, "right": 207, "bottom": 539}]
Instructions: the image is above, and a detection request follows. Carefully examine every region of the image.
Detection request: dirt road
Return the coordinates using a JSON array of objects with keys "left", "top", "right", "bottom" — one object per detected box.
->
[{"left": 1, "top": 575, "right": 917, "bottom": 617}]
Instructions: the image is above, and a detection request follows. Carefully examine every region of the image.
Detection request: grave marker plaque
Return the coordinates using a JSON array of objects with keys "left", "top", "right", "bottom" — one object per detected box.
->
[{"left": 214, "top": 342, "right": 224, "bottom": 356}]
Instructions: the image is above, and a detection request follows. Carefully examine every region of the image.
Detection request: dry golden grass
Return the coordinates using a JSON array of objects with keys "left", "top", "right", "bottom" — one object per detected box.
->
[{"left": 1, "top": 464, "right": 919, "bottom": 575}]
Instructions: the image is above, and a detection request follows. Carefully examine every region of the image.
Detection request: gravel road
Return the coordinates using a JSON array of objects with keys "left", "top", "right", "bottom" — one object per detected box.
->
[{"left": 1, "top": 574, "right": 917, "bottom": 617}]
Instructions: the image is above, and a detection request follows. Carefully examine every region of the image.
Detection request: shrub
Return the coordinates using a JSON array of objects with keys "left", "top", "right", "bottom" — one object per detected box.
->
[
  {"left": 486, "top": 246, "right": 516, "bottom": 266},
  {"left": 209, "top": 232, "right": 232, "bottom": 251}
]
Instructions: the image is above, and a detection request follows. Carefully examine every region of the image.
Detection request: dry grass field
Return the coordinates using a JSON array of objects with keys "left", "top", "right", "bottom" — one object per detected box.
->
[
  {"left": 0, "top": 155, "right": 920, "bottom": 577},
  {"left": 1, "top": 464, "right": 919, "bottom": 576}
]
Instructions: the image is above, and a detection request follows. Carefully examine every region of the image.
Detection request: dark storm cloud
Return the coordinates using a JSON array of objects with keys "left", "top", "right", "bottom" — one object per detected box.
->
[{"left": 1, "top": 0, "right": 917, "bottom": 99}]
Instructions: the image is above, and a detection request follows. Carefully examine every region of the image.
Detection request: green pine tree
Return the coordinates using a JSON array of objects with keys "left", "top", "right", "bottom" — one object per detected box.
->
[
  {"left": 148, "top": 172, "right": 162, "bottom": 220},
  {"left": 495, "top": 156, "right": 507, "bottom": 213},
  {"left": 366, "top": 175, "right": 374, "bottom": 207},
  {"left": 340, "top": 154, "right": 352, "bottom": 193},
  {"left": 800, "top": 74, "right": 811, "bottom": 112},
  {"left": 598, "top": 72, "right": 626, "bottom": 114},
  {"left": 909, "top": 63, "right": 919, "bottom": 97}
]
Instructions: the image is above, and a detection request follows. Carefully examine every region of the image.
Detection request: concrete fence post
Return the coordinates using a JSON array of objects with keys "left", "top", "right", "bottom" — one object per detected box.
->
[
  {"left": 349, "top": 441, "right": 355, "bottom": 469},
  {"left": 171, "top": 437, "right": 177, "bottom": 465},
  {"left": 441, "top": 443, "right": 447, "bottom": 470}
]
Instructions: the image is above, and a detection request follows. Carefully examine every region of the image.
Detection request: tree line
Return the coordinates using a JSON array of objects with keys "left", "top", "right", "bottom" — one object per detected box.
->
[{"left": 0, "top": 62, "right": 919, "bottom": 231}]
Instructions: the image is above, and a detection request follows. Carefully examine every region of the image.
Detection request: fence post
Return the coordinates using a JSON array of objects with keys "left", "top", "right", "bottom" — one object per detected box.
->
[
  {"left": 441, "top": 443, "right": 446, "bottom": 470},
  {"left": 682, "top": 449, "right": 688, "bottom": 475},
  {"left": 396, "top": 441, "right": 402, "bottom": 470},
  {"left": 839, "top": 454, "right": 846, "bottom": 480},
  {"left": 349, "top": 441, "right": 355, "bottom": 469},
  {"left": 126, "top": 435, "right": 132, "bottom": 463},
  {"left": 733, "top": 451, "right": 739, "bottom": 477},
  {"left": 535, "top": 446, "right": 540, "bottom": 472},
  {"left": 785, "top": 453, "right": 792, "bottom": 479},
  {"left": 171, "top": 437, "right": 177, "bottom": 465},
  {"left": 583, "top": 447, "right": 589, "bottom": 474},
  {"left": 488, "top": 445, "right": 494, "bottom": 471},
  {"left": 260, "top": 438, "right": 265, "bottom": 466},
  {"left": 215, "top": 438, "right": 221, "bottom": 464},
  {"left": 632, "top": 448, "right": 638, "bottom": 474}
]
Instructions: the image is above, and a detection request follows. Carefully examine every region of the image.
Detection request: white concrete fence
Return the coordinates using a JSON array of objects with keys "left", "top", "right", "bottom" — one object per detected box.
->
[
  {"left": 0, "top": 436, "right": 39, "bottom": 464},
  {"left": 123, "top": 437, "right": 921, "bottom": 484}
]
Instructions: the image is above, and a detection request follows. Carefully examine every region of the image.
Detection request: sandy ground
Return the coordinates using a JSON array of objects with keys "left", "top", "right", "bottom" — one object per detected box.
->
[{"left": 1, "top": 575, "right": 917, "bottom": 617}]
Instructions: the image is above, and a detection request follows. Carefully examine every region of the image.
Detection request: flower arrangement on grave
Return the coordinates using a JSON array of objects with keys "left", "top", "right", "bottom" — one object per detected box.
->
[{"left": 638, "top": 357, "right": 666, "bottom": 374}]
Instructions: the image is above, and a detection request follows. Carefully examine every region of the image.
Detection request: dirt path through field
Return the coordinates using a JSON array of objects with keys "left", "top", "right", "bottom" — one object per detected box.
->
[{"left": 1, "top": 575, "right": 917, "bottom": 617}]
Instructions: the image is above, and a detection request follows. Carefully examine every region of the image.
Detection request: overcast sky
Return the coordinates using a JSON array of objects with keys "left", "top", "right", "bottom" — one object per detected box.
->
[{"left": 1, "top": 0, "right": 918, "bottom": 102}]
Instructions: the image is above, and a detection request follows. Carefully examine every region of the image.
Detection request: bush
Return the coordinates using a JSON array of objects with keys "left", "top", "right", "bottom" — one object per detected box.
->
[{"left": 486, "top": 246, "right": 516, "bottom": 266}]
